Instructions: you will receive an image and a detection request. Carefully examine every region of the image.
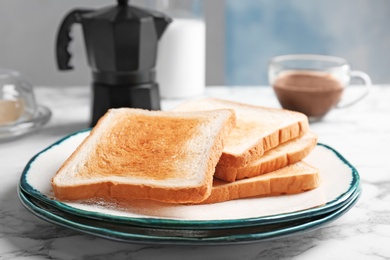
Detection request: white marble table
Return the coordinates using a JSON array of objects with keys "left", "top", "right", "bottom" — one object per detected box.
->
[{"left": 1, "top": 85, "right": 389, "bottom": 259}]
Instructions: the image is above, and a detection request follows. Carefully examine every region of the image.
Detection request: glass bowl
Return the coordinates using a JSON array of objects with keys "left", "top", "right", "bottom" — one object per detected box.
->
[{"left": 0, "top": 69, "right": 51, "bottom": 140}]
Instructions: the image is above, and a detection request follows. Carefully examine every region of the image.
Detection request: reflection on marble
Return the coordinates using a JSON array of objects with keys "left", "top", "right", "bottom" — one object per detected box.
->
[{"left": 1, "top": 86, "right": 390, "bottom": 259}]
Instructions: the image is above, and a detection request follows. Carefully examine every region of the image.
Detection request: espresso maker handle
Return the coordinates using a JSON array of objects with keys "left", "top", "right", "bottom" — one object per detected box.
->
[{"left": 55, "top": 9, "right": 91, "bottom": 70}]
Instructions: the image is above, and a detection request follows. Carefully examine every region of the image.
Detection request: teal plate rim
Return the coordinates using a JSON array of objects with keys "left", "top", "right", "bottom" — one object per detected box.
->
[
  {"left": 18, "top": 186, "right": 361, "bottom": 245},
  {"left": 19, "top": 129, "right": 361, "bottom": 230}
]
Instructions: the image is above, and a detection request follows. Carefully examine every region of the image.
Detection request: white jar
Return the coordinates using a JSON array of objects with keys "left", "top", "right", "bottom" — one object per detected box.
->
[{"left": 149, "top": 0, "right": 206, "bottom": 99}]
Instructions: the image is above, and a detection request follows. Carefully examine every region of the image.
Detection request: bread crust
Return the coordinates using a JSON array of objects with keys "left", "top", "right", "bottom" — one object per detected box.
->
[
  {"left": 199, "top": 161, "right": 320, "bottom": 204},
  {"left": 215, "top": 132, "right": 318, "bottom": 182}
]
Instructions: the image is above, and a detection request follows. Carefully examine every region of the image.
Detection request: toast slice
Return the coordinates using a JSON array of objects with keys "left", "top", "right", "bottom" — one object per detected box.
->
[
  {"left": 200, "top": 161, "right": 320, "bottom": 204},
  {"left": 173, "top": 98, "right": 310, "bottom": 168},
  {"left": 52, "top": 108, "right": 236, "bottom": 204},
  {"left": 215, "top": 132, "right": 318, "bottom": 182}
]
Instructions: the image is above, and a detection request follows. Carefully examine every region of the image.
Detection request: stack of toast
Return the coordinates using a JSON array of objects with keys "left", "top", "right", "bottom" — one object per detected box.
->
[{"left": 52, "top": 98, "right": 320, "bottom": 205}]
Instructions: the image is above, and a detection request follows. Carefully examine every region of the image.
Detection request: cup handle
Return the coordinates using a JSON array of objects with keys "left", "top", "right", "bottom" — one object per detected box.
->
[{"left": 337, "top": 70, "right": 372, "bottom": 108}]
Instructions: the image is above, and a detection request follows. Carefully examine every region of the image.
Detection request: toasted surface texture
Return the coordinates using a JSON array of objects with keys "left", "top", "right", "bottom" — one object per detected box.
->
[
  {"left": 173, "top": 98, "right": 309, "bottom": 168},
  {"left": 52, "top": 108, "right": 236, "bottom": 203},
  {"left": 215, "top": 132, "right": 318, "bottom": 182},
  {"left": 200, "top": 161, "right": 320, "bottom": 204}
]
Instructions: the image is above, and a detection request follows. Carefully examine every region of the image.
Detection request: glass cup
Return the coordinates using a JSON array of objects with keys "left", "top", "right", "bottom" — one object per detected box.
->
[{"left": 268, "top": 54, "right": 372, "bottom": 121}]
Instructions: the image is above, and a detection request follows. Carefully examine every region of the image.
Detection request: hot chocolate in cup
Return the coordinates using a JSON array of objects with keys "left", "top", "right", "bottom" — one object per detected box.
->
[{"left": 268, "top": 55, "right": 372, "bottom": 122}]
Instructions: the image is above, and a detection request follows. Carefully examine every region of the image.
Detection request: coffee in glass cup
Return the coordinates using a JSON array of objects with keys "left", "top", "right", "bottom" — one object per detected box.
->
[{"left": 268, "top": 54, "right": 372, "bottom": 121}]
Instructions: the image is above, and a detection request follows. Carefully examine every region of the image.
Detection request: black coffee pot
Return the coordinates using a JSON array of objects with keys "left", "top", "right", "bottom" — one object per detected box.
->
[{"left": 56, "top": 0, "right": 171, "bottom": 126}]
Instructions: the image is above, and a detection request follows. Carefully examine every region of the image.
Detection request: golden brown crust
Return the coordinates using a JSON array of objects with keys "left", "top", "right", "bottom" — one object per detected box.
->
[
  {"left": 217, "top": 117, "right": 309, "bottom": 168},
  {"left": 53, "top": 181, "right": 211, "bottom": 204},
  {"left": 215, "top": 132, "right": 318, "bottom": 182},
  {"left": 199, "top": 161, "right": 320, "bottom": 204}
]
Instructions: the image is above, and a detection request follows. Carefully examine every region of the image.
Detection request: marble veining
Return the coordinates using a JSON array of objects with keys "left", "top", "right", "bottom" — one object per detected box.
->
[{"left": 1, "top": 86, "right": 390, "bottom": 259}]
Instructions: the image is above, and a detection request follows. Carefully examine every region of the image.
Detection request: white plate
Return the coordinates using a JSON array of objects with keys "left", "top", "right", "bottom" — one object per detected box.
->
[
  {"left": 20, "top": 130, "right": 360, "bottom": 229},
  {"left": 18, "top": 187, "right": 361, "bottom": 245}
]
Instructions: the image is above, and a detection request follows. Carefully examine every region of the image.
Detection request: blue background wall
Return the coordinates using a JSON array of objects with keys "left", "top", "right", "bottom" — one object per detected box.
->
[{"left": 225, "top": 0, "right": 390, "bottom": 85}]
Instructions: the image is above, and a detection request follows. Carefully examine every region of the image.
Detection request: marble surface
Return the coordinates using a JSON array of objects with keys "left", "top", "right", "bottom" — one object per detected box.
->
[{"left": 1, "top": 85, "right": 389, "bottom": 259}]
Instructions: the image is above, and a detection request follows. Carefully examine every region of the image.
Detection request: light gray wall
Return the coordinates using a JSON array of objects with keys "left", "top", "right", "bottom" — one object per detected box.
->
[
  {"left": 0, "top": 0, "right": 225, "bottom": 86},
  {"left": 205, "top": 0, "right": 225, "bottom": 86},
  {"left": 3, "top": 1, "right": 387, "bottom": 87}
]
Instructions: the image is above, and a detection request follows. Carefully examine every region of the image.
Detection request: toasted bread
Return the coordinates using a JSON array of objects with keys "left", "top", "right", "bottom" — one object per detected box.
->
[
  {"left": 215, "top": 132, "right": 318, "bottom": 182},
  {"left": 51, "top": 108, "right": 236, "bottom": 204},
  {"left": 200, "top": 161, "right": 320, "bottom": 204},
  {"left": 173, "top": 98, "right": 309, "bottom": 168}
]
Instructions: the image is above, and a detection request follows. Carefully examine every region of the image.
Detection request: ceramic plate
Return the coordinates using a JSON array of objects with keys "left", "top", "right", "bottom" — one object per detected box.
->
[
  {"left": 20, "top": 130, "right": 360, "bottom": 229},
  {"left": 18, "top": 187, "right": 361, "bottom": 245}
]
